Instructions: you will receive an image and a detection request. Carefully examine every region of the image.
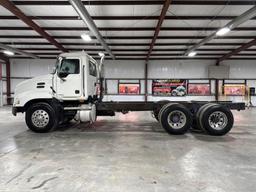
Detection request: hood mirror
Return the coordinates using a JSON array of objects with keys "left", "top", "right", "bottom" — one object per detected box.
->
[{"left": 51, "top": 66, "right": 56, "bottom": 74}]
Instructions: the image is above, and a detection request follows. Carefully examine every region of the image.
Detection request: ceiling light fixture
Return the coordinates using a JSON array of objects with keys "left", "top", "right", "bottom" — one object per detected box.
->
[
  {"left": 3, "top": 50, "right": 14, "bottom": 56},
  {"left": 81, "top": 34, "right": 92, "bottom": 42},
  {"left": 216, "top": 27, "right": 231, "bottom": 36},
  {"left": 188, "top": 51, "right": 197, "bottom": 57}
]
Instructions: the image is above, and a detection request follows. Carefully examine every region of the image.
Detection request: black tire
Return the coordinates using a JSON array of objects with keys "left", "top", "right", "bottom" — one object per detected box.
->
[
  {"left": 157, "top": 103, "right": 174, "bottom": 123},
  {"left": 153, "top": 100, "right": 170, "bottom": 121},
  {"left": 153, "top": 110, "right": 160, "bottom": 121},
  {"left": 159, "top": 103, "right": 192, "bottom": 135},
  {"left": 25, "top": 102, "right": 59, "bottom": 133},
  {"left": 195, "top": 103, "right": 218, "bottom": 131},
  {"left": 59, "top": 117, "right": 74, "bottom": 125},
  {"left": 199, "top": 104, "right": 234, "bottom": 136},
  {"left": 191, "top": 119, "right": 200, "bottom": 130},
  {"left": 67, "top": 117, "right": 74, "bottom": 122}
]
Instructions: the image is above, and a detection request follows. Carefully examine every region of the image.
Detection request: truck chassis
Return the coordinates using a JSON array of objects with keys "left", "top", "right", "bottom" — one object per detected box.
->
[
  {"left": 96, "top": 100, "right": 245, "bottom": 136},
  {"left": 11, "top": 52, "right": 246, "bottom": 136},
  {"left": 13, "top": 99, "right": 245, "bottom": 136}
]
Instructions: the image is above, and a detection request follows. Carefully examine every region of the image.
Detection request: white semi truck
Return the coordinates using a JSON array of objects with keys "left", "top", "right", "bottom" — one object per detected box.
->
[{"left": 12, "top": 52, "right": 245, "bottom": 135}]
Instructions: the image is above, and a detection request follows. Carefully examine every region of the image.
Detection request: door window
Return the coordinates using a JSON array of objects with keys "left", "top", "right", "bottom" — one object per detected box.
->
[
  {"left": 89, "top": 61, "right": 97, "bottom": 77},
  {"left": 60, "top": 59, "right": 80, "bottom": 74}
]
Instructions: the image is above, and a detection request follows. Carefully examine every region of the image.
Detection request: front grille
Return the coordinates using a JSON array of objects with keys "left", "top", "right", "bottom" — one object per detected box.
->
[{"left": 37, "top": 82, "right": 45, "bottom": 88}]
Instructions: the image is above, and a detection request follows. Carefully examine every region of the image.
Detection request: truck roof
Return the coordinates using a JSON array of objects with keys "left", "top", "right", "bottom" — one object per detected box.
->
[{"left": 59, "top": 51, "right": 97, "bottom": 63}]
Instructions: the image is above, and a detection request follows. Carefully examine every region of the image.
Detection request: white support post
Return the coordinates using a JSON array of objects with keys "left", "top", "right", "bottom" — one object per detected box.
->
[
  {"left": 0, "top": 63, "right": 2, "bottom": 107},
  {"left": 0, "top": 80, "right": 2, "bottom": 107}
]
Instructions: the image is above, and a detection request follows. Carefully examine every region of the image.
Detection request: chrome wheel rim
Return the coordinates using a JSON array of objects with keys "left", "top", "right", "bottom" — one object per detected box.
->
[
  {"left": 167, "top": 110, "right": 186, "bottom": 129},
  {"left": 208, "top": 111, "right": 228, "bottom": 130},
  {"left": 31, "top": 110, "right": 49, "bottom": 128}
]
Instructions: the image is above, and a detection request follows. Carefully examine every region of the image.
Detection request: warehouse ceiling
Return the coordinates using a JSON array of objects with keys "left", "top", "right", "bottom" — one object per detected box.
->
[{"left": 0, "top": 0, "right": 256, "bottom": 60}]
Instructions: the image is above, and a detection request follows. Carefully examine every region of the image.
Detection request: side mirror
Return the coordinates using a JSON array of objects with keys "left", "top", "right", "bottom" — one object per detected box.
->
[
  {"left": 58, "top": 71, "right": 69, "bottom": 78},
  {"left": 51, "top": 66, "right": 56, "bottom": 74}
]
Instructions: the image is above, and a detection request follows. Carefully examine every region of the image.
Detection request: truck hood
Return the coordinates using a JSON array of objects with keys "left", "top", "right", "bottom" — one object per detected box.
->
[{"left": 15, "top": 74, "right": 53, "bottom": 95}]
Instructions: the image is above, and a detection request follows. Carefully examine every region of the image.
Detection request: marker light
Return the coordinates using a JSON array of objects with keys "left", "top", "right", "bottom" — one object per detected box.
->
[
  {"left": 216, "top": 27, "right": 230, "bottom": 36},
  {"left": 81, "top": 34, "right": 92, "bottom": 42}
]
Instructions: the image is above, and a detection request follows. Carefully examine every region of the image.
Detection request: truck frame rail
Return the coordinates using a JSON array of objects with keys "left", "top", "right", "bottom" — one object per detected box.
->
[{"left": 97, "top": 101, "right": 246, "bottom": 112}]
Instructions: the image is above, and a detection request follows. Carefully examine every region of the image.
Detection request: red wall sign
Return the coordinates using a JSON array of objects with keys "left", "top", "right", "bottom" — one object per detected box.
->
[
  {"left": 224, "top": 85, "right": 246, "bottom": 96},
  {"left": 188, "top": 84, "right": 210, "bottom": 95},
  {"left": 119, "top": 83, "right": 140, "bottom": 95},
  {"left": 152, "top": 79, "right": 187, "bottom": 96}
]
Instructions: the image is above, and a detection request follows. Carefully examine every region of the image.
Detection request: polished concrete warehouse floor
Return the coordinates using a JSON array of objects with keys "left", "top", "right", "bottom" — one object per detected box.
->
[{"left": 0, "top": 106, "right": 256, "bottom": 192}]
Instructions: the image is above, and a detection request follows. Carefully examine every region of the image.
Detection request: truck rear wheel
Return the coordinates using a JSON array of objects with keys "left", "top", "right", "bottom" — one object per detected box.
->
[
  {"left": 198, "top": 104, "right": 234, "bottom": 136},
  {"left": 159, "top": 103, "right": 192, "bottom": 135},
  {"left": 194, "top": 103, "right": 218, "bottom": 130},
  {"left": 25, "top": 102, "right": 59, "bottom": 133},
  {"left": 153, "top": 100, "right": 170, "bottom": 121},
  {"left": 153, "top": 110, "right": 160, "bottom": 121}
]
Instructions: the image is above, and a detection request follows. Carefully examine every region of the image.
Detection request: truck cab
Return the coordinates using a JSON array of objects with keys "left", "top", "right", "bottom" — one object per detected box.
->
[
  {"left": 13, "top": 52, "right": 102, "bottom": 133},
  {"left": 53, "top": 52, "right": 99, "bottom": 101}
]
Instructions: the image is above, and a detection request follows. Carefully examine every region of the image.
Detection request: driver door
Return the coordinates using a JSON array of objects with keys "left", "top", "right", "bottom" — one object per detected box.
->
[{"left": 56, "top": 57, "right": 82, "bottom": 99}]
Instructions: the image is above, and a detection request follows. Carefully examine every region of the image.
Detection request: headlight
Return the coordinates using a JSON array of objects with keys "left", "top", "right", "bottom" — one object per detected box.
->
[{"left": 14, "top": 98, "right": 20, "bottom": 105}]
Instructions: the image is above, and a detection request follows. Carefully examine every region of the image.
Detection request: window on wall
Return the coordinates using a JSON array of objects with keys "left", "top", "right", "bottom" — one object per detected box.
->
[
  {"left": 89, "top": 61, "right": 97, "bottom": 77},
  {"left": 119, "top": 83, "right": 140, "bottom": 95}
]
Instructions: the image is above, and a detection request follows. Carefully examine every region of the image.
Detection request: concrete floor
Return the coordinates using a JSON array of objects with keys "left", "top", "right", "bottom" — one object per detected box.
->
[{"left": 0, "top": 106, "right": 256, "bottom": 192}]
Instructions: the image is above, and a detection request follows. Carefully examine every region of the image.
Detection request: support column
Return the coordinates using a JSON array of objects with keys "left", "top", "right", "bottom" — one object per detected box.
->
[
  {"left": 144, "top": 62, "right": 148, "bottom": 102},
  {"left": 215, "top": 79, "right": 219, "bottom": 101},
  {"left": 0, "top": 62, "right": 2, "bottom": 80},
  {"left": 0, "top": 62, "right": 2, "bottom": 106},
  {"left": 6, "top": 60, "right": 11, "bottom": 105}
]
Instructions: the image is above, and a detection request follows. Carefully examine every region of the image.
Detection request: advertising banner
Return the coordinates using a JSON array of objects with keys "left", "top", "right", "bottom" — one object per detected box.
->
[
  {"left": 188, "top": 84, "right": 210, "bottom": 95},
  {"left": 224, "top": 85, "right": 246, "bottom": 96},
  {"left": 152, "top": 79, "right": 187, "bottom": 96},
  {"left": 119, "top": 83, "right": 140, "bottom": 95}
]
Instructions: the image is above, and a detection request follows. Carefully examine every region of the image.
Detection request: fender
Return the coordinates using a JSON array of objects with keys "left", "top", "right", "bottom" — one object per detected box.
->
[
  {"left": 13, "top": 74, "right": 53, "bottom": 108},
  {"left": 13, "top": 89, "right": 53, "bottom": 108}
]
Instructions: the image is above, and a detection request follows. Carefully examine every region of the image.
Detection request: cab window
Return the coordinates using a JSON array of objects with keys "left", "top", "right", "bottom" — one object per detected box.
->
[
  {"left": 89, "top": 61, "right": 97, "bottom": 77},
  {"left": 60, "top": 59, "right": 80, "bottom": 74}
]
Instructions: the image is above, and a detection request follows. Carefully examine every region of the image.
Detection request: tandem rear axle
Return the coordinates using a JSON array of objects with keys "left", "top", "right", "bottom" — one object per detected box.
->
[{"left": 96, "top": 100, "right": 245, "bottom": 136}]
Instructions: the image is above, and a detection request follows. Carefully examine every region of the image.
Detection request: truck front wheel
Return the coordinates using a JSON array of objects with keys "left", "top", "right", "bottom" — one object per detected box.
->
[{"left": 25, "top": 102, "right": 59, "bottom": 133}]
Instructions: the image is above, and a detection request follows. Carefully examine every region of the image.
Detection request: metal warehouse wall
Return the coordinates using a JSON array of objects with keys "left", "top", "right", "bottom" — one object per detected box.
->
[
  {"left": 4, "top": 59, "right": 256, "bottom": 105},
  {"left": 103, "top": 59, "right": 256, "bottom": 103}
]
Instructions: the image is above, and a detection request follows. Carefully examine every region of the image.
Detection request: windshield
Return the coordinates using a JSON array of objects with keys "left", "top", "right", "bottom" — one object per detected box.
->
[
  {"left": 59, "top": 59, "right": 80, "bottom": 74},
  {"left": 53, "top": 57, "right": 80, "bottom": 75}
]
